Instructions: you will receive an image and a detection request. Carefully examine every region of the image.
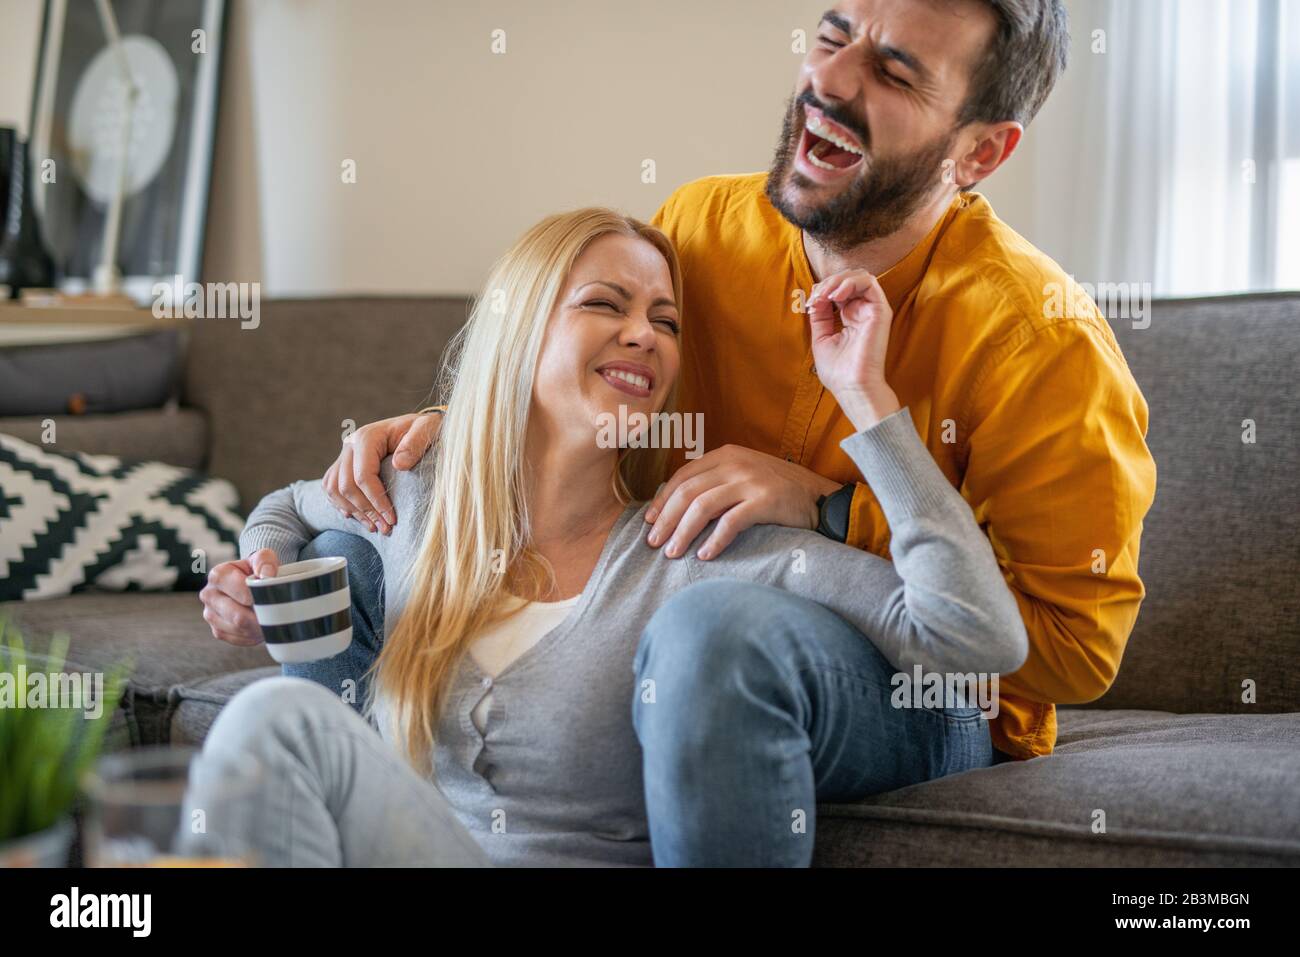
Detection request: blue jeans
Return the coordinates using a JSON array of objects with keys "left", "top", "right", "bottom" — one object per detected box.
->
[
  {"left": 632, "top": 579, "right": 996, "bottom": 867},
  {"left": 290, "top": 535, "right": 997, "bottom": 866},
  {"left": 281, "top": 531, "right": 386, "bottom": 712},
  {"left": 189, "top": 676, "right": 490, "bottom": 866}
]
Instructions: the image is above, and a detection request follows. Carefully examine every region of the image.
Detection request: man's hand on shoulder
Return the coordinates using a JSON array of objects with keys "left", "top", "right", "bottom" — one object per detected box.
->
[
  {"left": 644, "top": 445, "right": 840, "bottom": 561},
  {"left": 322, "top": 411, "right": 442, "bottom": 534}
]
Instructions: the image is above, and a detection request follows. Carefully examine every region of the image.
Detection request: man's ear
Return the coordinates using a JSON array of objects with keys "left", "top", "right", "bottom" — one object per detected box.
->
[{"left": 952, "top": 120, "right": 1023, "bottom": 189}]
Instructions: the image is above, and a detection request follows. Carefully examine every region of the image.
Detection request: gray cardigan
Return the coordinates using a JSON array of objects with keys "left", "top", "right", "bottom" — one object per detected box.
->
[{"left": 240, "top": 407, "right": 1028, "bottom": 866}]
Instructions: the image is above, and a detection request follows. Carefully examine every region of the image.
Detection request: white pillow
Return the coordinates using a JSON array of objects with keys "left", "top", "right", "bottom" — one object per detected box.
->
[{"left": 0, "top": 431, "right": 243, "bottom": 601}]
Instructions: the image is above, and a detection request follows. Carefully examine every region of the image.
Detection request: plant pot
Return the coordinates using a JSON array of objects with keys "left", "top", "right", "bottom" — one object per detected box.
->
[{"left": 0, "top": 817, "right": 75, "bottom": 867}]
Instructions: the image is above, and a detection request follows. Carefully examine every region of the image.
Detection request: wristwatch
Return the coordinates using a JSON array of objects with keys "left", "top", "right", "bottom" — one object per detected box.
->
[{"left": 815, "top": 482, "right": 856, "bottom": 543}]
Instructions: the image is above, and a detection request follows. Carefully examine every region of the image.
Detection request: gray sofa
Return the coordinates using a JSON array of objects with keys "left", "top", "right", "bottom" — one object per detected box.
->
[{"left": 3, "top": 292, "right": 1298, "bottom": 866}]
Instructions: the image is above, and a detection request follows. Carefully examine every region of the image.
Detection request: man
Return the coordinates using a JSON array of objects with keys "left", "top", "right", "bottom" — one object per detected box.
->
[{"left": 212, "top": 0, "right": 1157, "bottom": 865}]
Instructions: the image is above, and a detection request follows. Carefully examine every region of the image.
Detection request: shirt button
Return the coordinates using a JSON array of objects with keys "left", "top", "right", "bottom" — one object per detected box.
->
[{"left": 481, "top": 677, "right": 492, "bottom": 688}]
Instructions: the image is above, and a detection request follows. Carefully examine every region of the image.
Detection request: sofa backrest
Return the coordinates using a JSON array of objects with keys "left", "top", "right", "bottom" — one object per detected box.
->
[
  {"left": 0, "top": 407, "right": 208, "bottom": 470},
  {"left": 181, "top": 292, "right": 1300, "bottom": 715},
  {"left": 182, "top": 297, "right": 469, "bottom": 508},
  {"left": 1098, "top": 292, "right": 1300, "bottom": 713}
]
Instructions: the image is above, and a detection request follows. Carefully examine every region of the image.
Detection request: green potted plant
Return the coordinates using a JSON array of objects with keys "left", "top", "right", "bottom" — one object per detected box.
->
[{"left": 0, "top": 617, "right": 126, "bottom": 867}]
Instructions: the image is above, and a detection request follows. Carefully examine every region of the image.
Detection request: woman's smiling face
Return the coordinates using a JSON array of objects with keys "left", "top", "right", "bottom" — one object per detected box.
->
[{"left": 532, "top": 232, "right": 681, "bottom": 447}]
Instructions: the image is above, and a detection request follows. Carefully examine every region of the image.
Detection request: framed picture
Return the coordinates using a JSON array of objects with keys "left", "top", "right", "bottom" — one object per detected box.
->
[{"left": 28, "top": 0, "right": 226, "bottom": 304}]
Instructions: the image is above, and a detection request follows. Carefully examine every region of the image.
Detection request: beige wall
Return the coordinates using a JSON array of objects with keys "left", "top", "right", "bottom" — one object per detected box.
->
[
  {"left": 0, "top": 0, "right": 1088, "bottom": 297},
  {"left": 224, "top": 0, "right": 830, "bottom": 296},
  {"left": 0, "top": 0, "right": 43, "bottom": 140}
]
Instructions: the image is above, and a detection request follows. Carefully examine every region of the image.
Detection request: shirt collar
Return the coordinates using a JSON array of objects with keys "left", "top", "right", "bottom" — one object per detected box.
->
[{"left": 789, "top": 192, "right": 968, "bottom": 307}]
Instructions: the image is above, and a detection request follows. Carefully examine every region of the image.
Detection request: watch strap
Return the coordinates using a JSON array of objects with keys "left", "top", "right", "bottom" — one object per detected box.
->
[{"left": 816, "top": 482, "right": 856, "bottom": 543}]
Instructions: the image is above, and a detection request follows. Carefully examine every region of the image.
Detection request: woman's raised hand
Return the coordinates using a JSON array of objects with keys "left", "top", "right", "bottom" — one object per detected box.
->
[{"left": 805, "top": 269, "right": 902, "bottom": 430}]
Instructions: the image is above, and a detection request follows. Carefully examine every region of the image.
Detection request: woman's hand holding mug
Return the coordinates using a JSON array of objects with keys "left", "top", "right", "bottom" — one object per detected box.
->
[{"left": 201, "top": 549, "right": 281, "bottom": 646}]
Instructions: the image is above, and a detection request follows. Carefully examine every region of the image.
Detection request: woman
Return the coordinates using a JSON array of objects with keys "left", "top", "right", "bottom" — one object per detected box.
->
[{"left": 194, "top": 207, "right": 1027, "bottom": 867}]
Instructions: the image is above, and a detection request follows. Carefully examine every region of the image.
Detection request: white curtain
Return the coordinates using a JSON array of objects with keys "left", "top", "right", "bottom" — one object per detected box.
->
[{"left": 1041, "top": 0, "right": 1298, "bottom": 296}]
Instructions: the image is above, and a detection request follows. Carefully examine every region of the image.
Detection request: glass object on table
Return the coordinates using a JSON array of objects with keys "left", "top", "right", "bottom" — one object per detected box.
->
[{"left": 83, "top": 745, "right": 262, "bottom": 867}]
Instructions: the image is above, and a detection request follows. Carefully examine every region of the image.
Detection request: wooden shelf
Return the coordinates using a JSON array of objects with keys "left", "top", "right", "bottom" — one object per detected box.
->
[{"left": 0, "top": 302, "right": 187, "bottom": 347}]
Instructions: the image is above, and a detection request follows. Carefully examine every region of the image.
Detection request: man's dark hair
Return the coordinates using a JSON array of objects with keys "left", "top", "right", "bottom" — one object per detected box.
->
[{"left": 957, "top": 0, "right": 1070, "bottom": 129}]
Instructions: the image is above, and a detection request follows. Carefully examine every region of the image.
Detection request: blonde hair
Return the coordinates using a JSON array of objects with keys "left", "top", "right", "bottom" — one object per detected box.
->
[{"left": 366, "top": 208, "right": 683, "bottom": 774}]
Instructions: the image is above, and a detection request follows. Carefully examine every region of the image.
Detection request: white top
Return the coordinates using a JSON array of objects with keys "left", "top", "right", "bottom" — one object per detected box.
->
[{"left": 468, "top": 594, "right": 582, "bottom": 733}]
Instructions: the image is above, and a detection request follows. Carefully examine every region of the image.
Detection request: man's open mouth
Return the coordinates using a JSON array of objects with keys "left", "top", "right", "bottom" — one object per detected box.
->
[{"left": 797, "top": 105, "right": 865, "bottom": 176}]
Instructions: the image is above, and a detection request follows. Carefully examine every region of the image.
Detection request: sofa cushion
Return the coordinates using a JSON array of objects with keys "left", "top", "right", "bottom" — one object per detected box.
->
[
  {"left": 1102, "top": 293, "right": 1300, "bottom": 714},
  {"left": 0, "top": 592, "right": 274, "bottom": 746},
  {"left": 169, "top": 666, "right": 280, "bottom": 745},
  {"left": 814, "top": 707, "right": 1300, "bottom": 866},
  {"left": 0, "top": 406, "right": 209, "bottom": 471},
  {"left": 0, "top": 330, "right": 182, "bottom": 416},
  {"left": 182, "top": 297, "right": 468, "bottom": 508},
  {"left": 163, "top": 676, "right": 1300, "bottom": 867}
]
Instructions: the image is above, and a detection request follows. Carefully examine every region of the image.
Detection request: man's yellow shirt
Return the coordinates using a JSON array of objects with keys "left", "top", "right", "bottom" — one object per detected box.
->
[{"left": 651, "top": 172, "right": 1157, "bottom": 760}]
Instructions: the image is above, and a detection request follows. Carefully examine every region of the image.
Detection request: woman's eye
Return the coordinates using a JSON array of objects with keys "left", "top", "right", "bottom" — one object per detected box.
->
[
  {"left": 653, "top": 318, "right": 680, "bottom": 334},
  {"left": 586, "top": 299, "right": 619, "bottom": 310}
]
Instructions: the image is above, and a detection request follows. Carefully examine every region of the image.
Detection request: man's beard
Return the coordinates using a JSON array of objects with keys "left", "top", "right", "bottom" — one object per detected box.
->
[{"left": 765, "top": 94, "right": 957, "bottom": 253}]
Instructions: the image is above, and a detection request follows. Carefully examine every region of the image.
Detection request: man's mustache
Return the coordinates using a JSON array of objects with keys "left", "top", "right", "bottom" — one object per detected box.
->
[{"left": 795, "top": 91, "right": 871, "bottom": 153}]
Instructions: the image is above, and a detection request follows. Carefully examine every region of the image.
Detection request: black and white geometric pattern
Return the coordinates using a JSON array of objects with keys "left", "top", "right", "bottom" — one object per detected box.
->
[{"left": 0, "top": 432, "right": 243, "bottom": 601}]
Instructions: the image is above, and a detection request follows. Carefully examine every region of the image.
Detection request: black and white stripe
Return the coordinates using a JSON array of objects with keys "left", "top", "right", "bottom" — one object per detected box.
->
[{"left": 247, "top": 557, "right": 353, "bottom": 663}]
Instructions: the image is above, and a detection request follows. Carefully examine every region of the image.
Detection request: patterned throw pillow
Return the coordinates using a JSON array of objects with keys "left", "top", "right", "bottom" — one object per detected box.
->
[{"left": 0, "top": 432, "right": 243, "bottom": 601}]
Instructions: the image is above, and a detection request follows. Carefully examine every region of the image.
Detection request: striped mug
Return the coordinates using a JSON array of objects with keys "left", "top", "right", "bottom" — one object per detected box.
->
[{"left": 247, "top": 557, "right": 353, "bottom": 663}]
